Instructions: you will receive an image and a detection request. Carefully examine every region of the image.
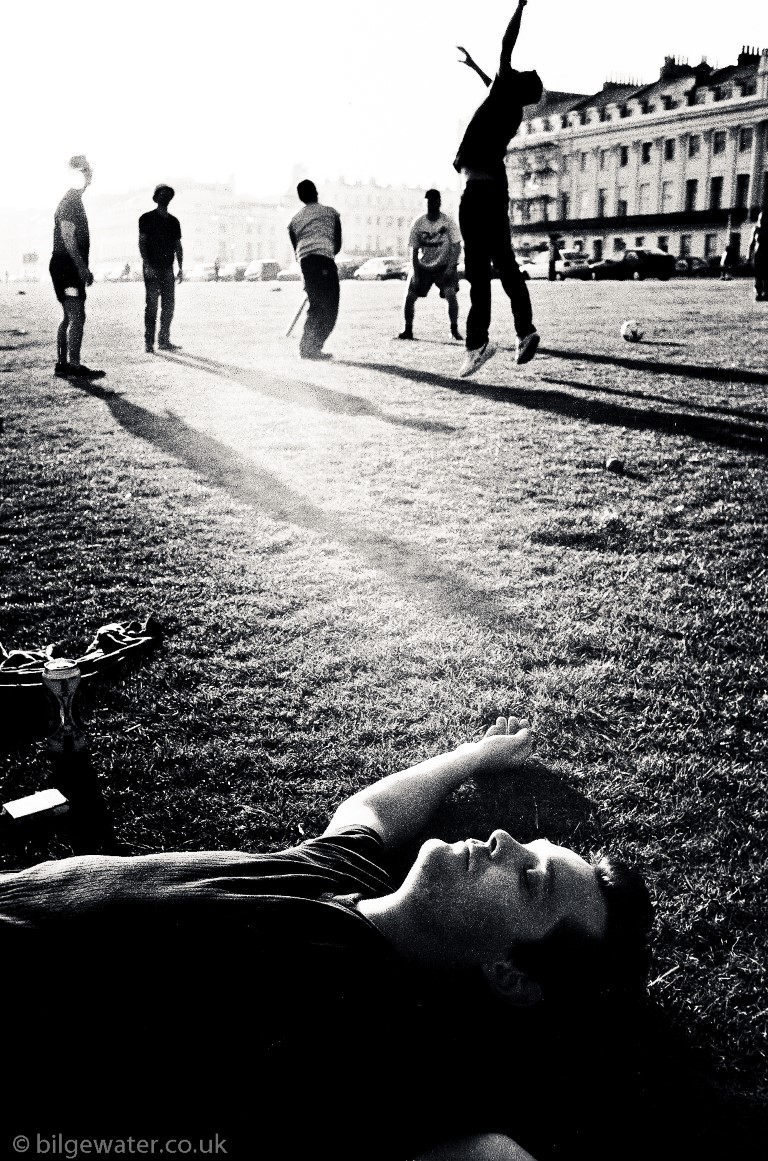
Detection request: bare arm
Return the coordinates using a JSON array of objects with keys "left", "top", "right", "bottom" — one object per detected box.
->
[
  {"left": 288, "top": 224, "right": 298, "bottom": 254},
  {"left": 499, "top": 0, "right": 528, "bottom": 71},
  {"left": 175, "top": 240, "right": 184, "bottom": 280},
  {"left": 324, "top": 717, "right": 531, "bottom": 847},
  {"left": 415, "top": 1133, "right": 539, "bottom": 1161},
  {"left": 448, "top": 241, "right": 461, "bottom": 269},
  {"left": 457, "top": 46, "right": 492, "bottom": 88},
  {"left": 334, "top": 216, "right": 342, "bottom": 256},
  {"left": 61, "top": 221, "right": 91, "bottom": 285}
]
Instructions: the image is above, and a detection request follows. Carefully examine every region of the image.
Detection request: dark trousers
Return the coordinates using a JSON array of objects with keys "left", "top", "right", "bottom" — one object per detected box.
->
[
  {"left": 299, "top": 255, "right": 339, "bottom": 356},
  {"left": 144, "top": 266, "right": 176, "bottom": 346},
  {"left": 755, "top": 259, "right": 767, "bottom": 299},
  {"left": 459, "top": 181, "right": 534, "bottom": 350}
]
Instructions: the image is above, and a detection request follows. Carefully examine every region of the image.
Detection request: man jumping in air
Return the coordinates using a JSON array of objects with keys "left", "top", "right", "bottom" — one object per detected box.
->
[
  {"left": 398, "top": 189, "right": 463, "bottom": 342},
  {"left": 454, "top": 0, "right": 542, "bottom": 378}
]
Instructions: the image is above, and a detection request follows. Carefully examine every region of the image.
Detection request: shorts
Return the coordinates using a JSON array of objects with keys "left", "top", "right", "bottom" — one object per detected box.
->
[
  {"left": 49, "top": 254, "right": 86, "bottom": 303},
  {"left": 409, "top": 264, "right": 459, "bottom": 298}
]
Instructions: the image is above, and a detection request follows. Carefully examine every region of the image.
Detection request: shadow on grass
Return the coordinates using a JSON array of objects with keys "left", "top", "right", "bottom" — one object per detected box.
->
[
  {"left": 339, "top": 360, "right": 768, "bottom": 455},
  {"left": 540, "top": 375, "right": 768, "bottom": 424},
  {"left": 71, "top": 383, "right": 512, "bottom": 626},
  {"left": 157, "top": 351, "right": 458, "bottom": 435},
  {"left": 540, "top": 345, "right": 768, "bottom": 386}
]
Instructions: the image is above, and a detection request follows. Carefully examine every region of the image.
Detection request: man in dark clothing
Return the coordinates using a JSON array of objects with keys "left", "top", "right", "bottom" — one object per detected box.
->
[
  {"left": 2, "top": 716, "right": 652, "bottom": 1161},
  {"left": 288, "top": 179, "right": 342, "bottom": 359},
  {"left": 750, "top": 210, "right": 767, "bottom": 301},
  {"left": 139, "top": 184, "right": 183, "bottom": 353},
  {"left": 454, "top": 0, "right": 542, "bottom": 378},
  {"left": 49, "top": 155, "right": 105, "bottom": 380}
]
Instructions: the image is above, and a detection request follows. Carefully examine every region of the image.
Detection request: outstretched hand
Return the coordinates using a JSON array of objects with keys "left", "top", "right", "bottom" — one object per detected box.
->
[
  {"left": 456, "top": 716, "right": 533, "bottom": 776},
  {"left": 457, "top": 45, "right": 476, "bottom": 68}
]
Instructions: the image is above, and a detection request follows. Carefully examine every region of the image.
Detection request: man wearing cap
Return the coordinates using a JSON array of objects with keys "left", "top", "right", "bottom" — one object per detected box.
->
[
  {"left": 49, "top": 155, "right": 104, "bottom": 380},
  {"left": 139, "top": 185, "right": 183, "bottom": 353},
  {"left": 398, "top": 189, "right": 463, "bottom": 342}
]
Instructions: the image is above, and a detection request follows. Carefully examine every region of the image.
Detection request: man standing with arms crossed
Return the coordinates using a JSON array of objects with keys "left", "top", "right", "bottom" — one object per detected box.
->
[
  {"left": 139, "top": 184, "right": 183, "bottom": 353},
  {"left": 454, "top": 0, "right": 542, "bottom": 378},
  {"left": 49, "top": 155, "right": 104, "bottom": 380},
  {"left": 398, "top": 189, "right": 463, "bottom": 342},
  {"left": 288, "top": 180, "right": 342, "bottom": 360}
]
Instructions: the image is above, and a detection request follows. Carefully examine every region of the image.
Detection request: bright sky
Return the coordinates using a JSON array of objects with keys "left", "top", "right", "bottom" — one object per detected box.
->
[{"left": 1, "top": 0, "right": 765, "bottom": 209}]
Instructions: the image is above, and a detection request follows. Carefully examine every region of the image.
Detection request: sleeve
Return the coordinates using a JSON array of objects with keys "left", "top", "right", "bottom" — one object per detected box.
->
[{"left": 293, "top": 826, "right": 396, "bottom": 897}]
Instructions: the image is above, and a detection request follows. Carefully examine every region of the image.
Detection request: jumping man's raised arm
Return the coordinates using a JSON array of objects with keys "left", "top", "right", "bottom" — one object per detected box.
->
[{"left": 499, "top": 0, "right": 529, "bottom": 72}]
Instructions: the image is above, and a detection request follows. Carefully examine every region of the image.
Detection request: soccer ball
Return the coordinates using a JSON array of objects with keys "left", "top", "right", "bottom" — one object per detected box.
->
[{"left": 621, "top": 319, "right": 643, "bottom": 342}]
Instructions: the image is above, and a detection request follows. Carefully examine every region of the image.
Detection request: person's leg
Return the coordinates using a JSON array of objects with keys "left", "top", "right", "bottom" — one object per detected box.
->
[
  {"left": 56, "top": 307, "right": 69, "bottom": 366},
  {"left": 459, "top": 186, "right": 494, "bottom": 351},
  {"left": 65, "top": 298, "right": 86, "bottom": 366},
  {"left": 401, "top": 288, "right": 418, "bottom": 337},
  {"left": 299, "top": 256, "right": 325, "bottom": 357},
  {"left": 488, "top": 193, "right": 535, "bottom": 341},
  {"left": 144, "top": 271, "right": 160, "bottom": 350},
  {"left": 444, "top": 287, "right": 461, "bottom": 338},
  {"left": 158, "top": 269, "right": 177, "bottom": 346},
  {"left": 312, "top": 258, "right": 339, "bottom": 351}
]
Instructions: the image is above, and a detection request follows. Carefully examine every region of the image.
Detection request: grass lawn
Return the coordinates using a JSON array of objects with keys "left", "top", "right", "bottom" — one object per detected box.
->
[{"left": 1, "top": 276, "right": 767, "bottom": 1112}]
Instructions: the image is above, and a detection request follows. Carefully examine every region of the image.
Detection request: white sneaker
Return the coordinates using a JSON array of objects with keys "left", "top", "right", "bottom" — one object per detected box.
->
[
  {"left": 459, "top": 342, "right": 497, "bottom": 378},
  {"left": 515, "top": 331, "right": 540, "bottom": 365}
]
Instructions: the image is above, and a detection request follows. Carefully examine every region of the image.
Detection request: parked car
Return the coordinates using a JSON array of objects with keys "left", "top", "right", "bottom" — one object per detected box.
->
[
  {"left": 186, "top": 263, "right": 219, "bottom": 282},
  {"left": 244, "top": 259, "right": 281, "bottom": 282},
  {"left": 556, "top": 249, "right": 591, "bottom": 279},
  {"left": 586, "top": 248, "right": 675, "bottom": 281},
  {"left": 518, "top": 252, "right": 551, "bottom": 279},
  {"left": 218, "top": 262, "right": 248, "bottom": 282},
  {"left": 353, "top": 257, "right": 408, "bottom": 281},
  {"left": 276, "top": 263, "right": 302, "bottom": 281},
  {"left": 673, "top": 255, "right": 720, "bottom": 277},
  {"left": 336, "top": 255, "right": 367, "bottom": 280}
]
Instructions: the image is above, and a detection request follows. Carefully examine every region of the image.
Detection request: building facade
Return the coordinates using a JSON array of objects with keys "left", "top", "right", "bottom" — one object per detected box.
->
[
  {"left": 319, "top": 180, "right": 459, "bottom": 258},
  {"left": 507, "top": 47, "right": 768, "bottom": 261}
]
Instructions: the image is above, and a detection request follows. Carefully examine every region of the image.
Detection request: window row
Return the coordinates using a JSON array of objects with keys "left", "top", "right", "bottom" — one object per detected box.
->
[{"left": 563, "top": 126, "right": 754, "bottom": 173}]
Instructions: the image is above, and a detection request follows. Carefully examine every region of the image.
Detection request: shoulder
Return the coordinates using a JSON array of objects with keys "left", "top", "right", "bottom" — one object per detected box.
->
[{"left": 138, "top": 211, "right": 154, "bottom": 228}]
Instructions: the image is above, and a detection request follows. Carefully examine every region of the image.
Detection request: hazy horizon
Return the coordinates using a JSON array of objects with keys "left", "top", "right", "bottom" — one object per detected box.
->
[{"left": 1, "top": 0, "right": 765, "bottom": 214}]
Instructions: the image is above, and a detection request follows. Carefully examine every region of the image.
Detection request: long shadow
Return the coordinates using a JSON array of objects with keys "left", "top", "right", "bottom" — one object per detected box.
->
[
  {"left": 71, "top": 382, "right": 512, "bottom": 626},
  {"left": 156, "top": 350, "right": 457, "bottom": 435},
  {"left": 540, "top": 345, "right": 768, "bottom": 386},
  {"left": 540, "top": 376, "right": 768, "bottom": 424},
  {"left": 338, "top": 360, "right": 768, "bottom": 455}
]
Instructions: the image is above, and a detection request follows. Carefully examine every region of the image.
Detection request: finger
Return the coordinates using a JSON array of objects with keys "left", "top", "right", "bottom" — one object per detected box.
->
[{"left": 506, "top": 716, "right": 520, "bottom": 734}]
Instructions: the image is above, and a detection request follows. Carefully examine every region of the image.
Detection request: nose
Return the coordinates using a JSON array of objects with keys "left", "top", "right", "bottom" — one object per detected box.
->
[{"left": 488, "top": 830, "right": 534, "bottom": 866}]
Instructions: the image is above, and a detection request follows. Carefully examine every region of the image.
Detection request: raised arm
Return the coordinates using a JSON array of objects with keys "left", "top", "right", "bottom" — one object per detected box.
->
[
  {"left": 457, "top": 46, "right": 492, "bottom": 88},
  {"left": 324, "top": 717, "right": 532, "bottom": 847},
  {"left": 499, "top": 0, "right": 528, "bottom": 72}
]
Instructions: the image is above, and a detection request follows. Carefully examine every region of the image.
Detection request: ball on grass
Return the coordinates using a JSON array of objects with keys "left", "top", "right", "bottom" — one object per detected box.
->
[
  {"left": 605, "top": 456, "right": 624, "bottom": 473},
  {"left": 621, "top": 319, "right": 643, "bottom": 342}
]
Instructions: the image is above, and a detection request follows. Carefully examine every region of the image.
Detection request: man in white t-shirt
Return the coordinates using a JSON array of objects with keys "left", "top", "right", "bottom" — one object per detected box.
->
[
  {"left": 288, "top": 180, "right": 342, "bottom": 359},
  {"left": 398, "top": 189, "right": 463, "bottom": 342}
]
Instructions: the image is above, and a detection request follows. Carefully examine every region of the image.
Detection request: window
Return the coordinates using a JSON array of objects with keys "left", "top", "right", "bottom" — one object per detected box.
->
[
  {"left": 741, "top": 80, "right": 757, "bottom": 96},
  {"left": 664, "top": 138, "right": 675, "bottom": 162},
  {"left": 638, "top": 184, "right": 651, "bottom": 213},
  {"left": 739, "top": 126, "right": 753, "bottom": 151},
  {"left": 580, "top": 152, "right": 588, "bottom": 171},
  {"left": 579, "top": 111, "right": 588, "bottom": 126},
  {"left": 712, "top": 130, "right": 727, "bottom": 155},
  {"left": 619, "top": 145, "right": 629, "bottom": 167},
  {"left": 560, "top": 192, "right": 570, "bottom": 219},
  {"left": 680, "top": 234, "right": 692, "bottom": 257},
  {"left": 613, "top": 237, "right": 626, "bottom": 252},
  {"left": 599, "top": 148, "right": 608, "bottom": 170},
  {"left": 619, "top": 104, "right": 630, "bottom": 118},
  {"left": 657, "top": 236, "right": 669, "bottom": 252},
  {"left": 704, "top": 233, "right": 718, "bottom": 256},
  {"left": 617, "top": 196, "right": 628, "bottom": 218},
  {"left": 641, "top": 142, "right": 652, "bottom": 163},
  {"left": 661, "top": 180, "right": 675, "bottom": 212},
  {"left": 685, "top": 178, "right": 698, "bottom": 211},
  {"left": 635, "top": 236, "right": 645, "bottom": 246},
  {"left": 641, "top": 100, "right": 653, "bottom": 114},
  {"left": 593, "top": 239, "right": 604, "bottom": 260},
  {"left": 735, "top": 174, "right": 750, "bottom": 207},
  {"left": 597, "top": 189, "right": 607, "bottom": 217},
  {"left": 599, "top": 107, "right": 609, "bottom": 122},
  {"left": 688, "top": 135, "right": 700, "bottom": 158},
  {"left": 709, "top": 175, "right": 723, "bottom": 209},
  {"left": 563, "top": 155, "right": 570, "bottom": 173}
]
